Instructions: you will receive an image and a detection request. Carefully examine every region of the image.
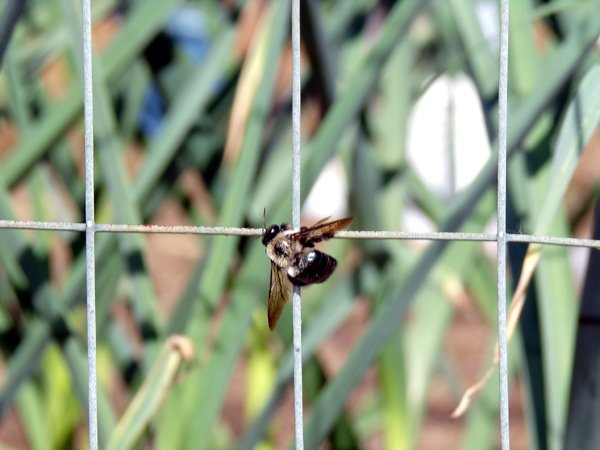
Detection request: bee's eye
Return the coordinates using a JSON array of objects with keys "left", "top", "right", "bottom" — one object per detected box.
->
[{"left": 262, "top": 225, "right": 280, "bottom": 245}]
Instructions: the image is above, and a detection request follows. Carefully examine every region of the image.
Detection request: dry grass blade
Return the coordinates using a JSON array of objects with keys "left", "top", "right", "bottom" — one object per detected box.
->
[
  {"left": 453, "top": 64, "right": 600, "bottom": 419},
  {"left": 222, "top": 3, "right": 272, "bottom": 166},
  {"left": 451, "top": 366, "right": 496, "bottom": 418},
  {"left": 452, "top": 244, "right": 541, "bottom": 417}
]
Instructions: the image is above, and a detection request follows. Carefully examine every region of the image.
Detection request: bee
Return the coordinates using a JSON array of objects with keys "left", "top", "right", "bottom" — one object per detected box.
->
[{"left": 261, "top": 217, "right": 353, "bottom": 330}]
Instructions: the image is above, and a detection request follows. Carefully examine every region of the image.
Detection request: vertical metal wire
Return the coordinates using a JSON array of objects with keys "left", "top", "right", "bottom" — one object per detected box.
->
[
  {"left": 81, "top": 1, "right": 98, "bottom": 449},
  {"left": 290, "top": 0, "right": 304, "bottom": 448},
  {"left": 497, "top": 0, "right": 510, "bottom": 448}
]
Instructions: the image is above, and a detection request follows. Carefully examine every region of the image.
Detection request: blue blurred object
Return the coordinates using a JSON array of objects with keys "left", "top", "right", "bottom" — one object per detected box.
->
[
  {"left": 139, "top": 6, "right": 211, "bottom": 136},
  {"left": 167, "top": 7, "right": 210, "bottom": 63}
]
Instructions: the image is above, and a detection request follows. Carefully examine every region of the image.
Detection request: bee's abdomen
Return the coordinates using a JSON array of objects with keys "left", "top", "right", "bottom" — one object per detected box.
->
[{"left": 289, "top": 250, "right": 337, "bottom": 286}]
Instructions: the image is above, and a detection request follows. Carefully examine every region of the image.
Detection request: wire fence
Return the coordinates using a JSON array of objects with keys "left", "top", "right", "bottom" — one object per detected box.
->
[
  {"left": 496, "top": 1, "right": 510, "bottom": 447},
  {"left": 2, "top": 0, "right": 599, "bottom": 449},
  {"left": 81, "top": 0, "right": 98, "bottom": 447},
  {"left": 290, "top": 0, "right": 305, "bottom": 448},
  {"left": 5, "top": 218, "right": 600, "bottom": 248}
]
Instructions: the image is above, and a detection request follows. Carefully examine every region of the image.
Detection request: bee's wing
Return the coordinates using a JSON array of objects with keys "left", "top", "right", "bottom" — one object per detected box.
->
[
  {"left": 307, "top": 216, "right": 331, "bottom": 229},
  {"left": 292, "top": 217, "right": 353, "bottom": 244},
  {"left": 268, "top": 262, "right": 292, "bottom": 330}
]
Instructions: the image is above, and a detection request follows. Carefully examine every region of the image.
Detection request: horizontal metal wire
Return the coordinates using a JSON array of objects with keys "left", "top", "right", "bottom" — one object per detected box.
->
[
  {"left": 506, "top": 233, "right": 600, "bottom": 248},
  {"left": 2, "top": 218, "right": 600, "bottom": 249},
  {"left": 0, "top": 220, "right": 87, "bottom": 232},
  {"left": 95, "top": 224, "right": 260, "bottom": 236},
  {"left": 339, "top": 230, "right": 496, "bottom": 241},
  {"left": 0, "top": 220, "right": 258, "bottom": 236}
]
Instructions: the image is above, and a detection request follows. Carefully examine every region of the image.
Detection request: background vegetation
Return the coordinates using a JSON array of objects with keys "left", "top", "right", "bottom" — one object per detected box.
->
[{"left": 1, "top": 0, "right": 600, "bottom": 449}]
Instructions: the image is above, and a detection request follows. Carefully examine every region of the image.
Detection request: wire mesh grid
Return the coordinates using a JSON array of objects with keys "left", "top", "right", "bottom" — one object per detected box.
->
[{"left": 2, "top": 0, "right": 599, "bottom": 449}]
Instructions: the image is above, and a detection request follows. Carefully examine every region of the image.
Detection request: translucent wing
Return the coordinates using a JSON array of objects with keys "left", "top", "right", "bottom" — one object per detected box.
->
[
  {"left": 268, "top": 262, "right": 292, "bottom": 330},
  {"left": 291, "top": 217, "right": 353, "bottom": 246}
]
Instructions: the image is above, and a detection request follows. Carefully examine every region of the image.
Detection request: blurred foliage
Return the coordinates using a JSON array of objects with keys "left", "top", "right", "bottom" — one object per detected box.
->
[{"left": 0, "top": 0, "right": 600, "bottom": 449}]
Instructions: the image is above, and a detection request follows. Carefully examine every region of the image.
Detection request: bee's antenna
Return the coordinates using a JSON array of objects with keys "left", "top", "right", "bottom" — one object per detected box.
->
[{"left": 263, "top": 208, "right": 267, "bottom": 230}]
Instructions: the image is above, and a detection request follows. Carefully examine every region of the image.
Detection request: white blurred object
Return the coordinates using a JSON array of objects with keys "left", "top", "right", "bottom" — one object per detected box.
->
[
  {"left": 406, "top": 75, "right": 454, "bottom": 201},
  {"left": 405, "top": 74, "right": 493, "bottom": 236},
  {"left": 476, "top": 0, "right": 500, "bottom": 53},
  {"left": 302, "top": 157, "right": 348, "bottom": 221},
  {"left": 406, "top": 73, "right": 491, "bottom": 198},
  {"left": 452, "top": 75, "right": 493, "bottom": 191}
]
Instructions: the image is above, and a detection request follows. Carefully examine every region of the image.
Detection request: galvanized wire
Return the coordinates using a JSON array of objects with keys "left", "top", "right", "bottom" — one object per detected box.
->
[
  {"left": 497, "top": 0, "right": 511, "bottom": 448},
  {"left": 4, "top": 219, "right": 600, "bottom": 249},
  {"left": 290, "top": 0, "right": 304, "bottom": 448},
  {"left": 81, "top": 1, "right": 98, "bottom": 450}
]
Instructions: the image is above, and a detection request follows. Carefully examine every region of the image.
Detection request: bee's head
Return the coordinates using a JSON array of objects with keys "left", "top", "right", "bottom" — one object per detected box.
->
[{"left": 262, "top": 224, "right": 280, "bottom": 246}]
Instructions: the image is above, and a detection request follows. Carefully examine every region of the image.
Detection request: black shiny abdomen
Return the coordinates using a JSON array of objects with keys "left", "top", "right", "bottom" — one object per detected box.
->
[{"left": 289, "top": 250, "right": 337, "bottom": 286}]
